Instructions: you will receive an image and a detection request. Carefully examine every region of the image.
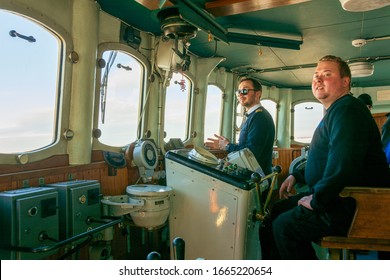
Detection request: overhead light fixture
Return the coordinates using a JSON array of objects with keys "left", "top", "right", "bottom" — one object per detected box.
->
[
  {"left": 339, "top": 0, "right": 390, "bottom": 12},
  {"left": 349, "top": 62, "right": 374, "bottom": 77},
  {"left": 352, "top": 36, "right": 390, "bottom": 48},
  {"left": 352, "top": 39, "right": 367, "bottom": 47}
]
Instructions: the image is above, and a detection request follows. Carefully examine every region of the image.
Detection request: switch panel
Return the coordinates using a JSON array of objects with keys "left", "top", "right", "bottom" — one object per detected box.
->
[
  {"left": 0, "top": 187, "right": 59, "bottom": 260},
  {"left": 45, "top": 180, "right": 101, "bottom": 240}
]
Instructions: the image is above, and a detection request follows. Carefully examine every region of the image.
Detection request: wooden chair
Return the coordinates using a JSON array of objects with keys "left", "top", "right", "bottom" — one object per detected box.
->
[{"left": 320, "top": 187, "right": 390, "bottom": 260}]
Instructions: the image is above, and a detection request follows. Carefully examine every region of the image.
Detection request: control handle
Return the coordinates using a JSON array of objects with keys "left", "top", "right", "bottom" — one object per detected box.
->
[{"left": 172, "top": 237, "right": 185, "bottom": 260}]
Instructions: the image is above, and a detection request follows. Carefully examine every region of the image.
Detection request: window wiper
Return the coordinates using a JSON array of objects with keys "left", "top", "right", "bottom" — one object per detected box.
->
[
  {"left": 9, "top": 30, "right": 36, "bottom": 43},
  {"left": 117, "top": 63, "right": 132, "bottom": 71},
  {"left": 100, "top": 51, "right": 117, "bottom": 124}
]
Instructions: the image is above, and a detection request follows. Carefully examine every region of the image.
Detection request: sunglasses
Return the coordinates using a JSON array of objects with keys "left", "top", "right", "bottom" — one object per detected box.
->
[{"left": 235, "top": 88, "right": 256, "bottom": 95}]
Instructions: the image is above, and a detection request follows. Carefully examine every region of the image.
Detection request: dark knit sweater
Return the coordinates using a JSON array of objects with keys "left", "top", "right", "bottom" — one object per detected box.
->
[
  {"left": 292, "top": 94, "right": 390, "bottom": 212},
  {"left": 227, "top": 106, "right": 275, "bottom": 175}
]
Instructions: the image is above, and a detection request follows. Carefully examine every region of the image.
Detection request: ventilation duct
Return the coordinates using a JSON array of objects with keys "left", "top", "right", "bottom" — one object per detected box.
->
[
  {"left": 349, "top": 62, "right": 374, "bottom": 77},
  {"left": 339, "top": 0, "right": 390, "bottom": 12}
]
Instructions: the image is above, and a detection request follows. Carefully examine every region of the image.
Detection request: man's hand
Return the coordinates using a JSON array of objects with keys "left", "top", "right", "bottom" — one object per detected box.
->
[
  {"left": 204, "top": 134, "right": 230, "bottom": 150},
  {"left": 279, "top": 174, "right": 297, "bottom": 199},
  {"left": 297, "top": 194, "right": 313, "bottom": 210}
]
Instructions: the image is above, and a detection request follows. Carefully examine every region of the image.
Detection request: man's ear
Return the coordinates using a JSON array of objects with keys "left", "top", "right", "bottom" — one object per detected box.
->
[{"left": 343, "top": 77, "right": 351, "bottom": 89}]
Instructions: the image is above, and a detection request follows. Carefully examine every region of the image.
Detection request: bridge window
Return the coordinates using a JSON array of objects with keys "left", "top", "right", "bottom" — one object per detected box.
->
[
  {"left": 292, "top": 101, "right": 324, "bottom": 143},
  {"left": 164, "top": 72, "right": 192, "bottom": 140},
  {"left": 262, "top": 99, "right": 278, "bottom": 139},
  {"left": 0, "top": 10, "right": 61, "bottom": 153},
  {"left": 204, "top": 85, "right": 223, "bottom": 141},
  {"left": 97, "top": 50, "right": 143, "bottom": 147},
  {"left": 235, "top": 99, "right": 278, "bottom": 143},
  {"left": 235, "top": 103, "right": 246, "bottom": 141}
]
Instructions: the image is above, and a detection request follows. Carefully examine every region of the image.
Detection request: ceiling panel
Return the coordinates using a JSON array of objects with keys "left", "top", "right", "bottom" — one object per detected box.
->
[{"left": 97, "top": 0, "right": 390, "bottom": 89}]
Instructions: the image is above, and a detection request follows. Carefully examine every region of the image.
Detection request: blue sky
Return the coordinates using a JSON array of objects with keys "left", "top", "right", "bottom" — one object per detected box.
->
[{"left": 1, "top": 10, "right": 58, "bottom": 153}]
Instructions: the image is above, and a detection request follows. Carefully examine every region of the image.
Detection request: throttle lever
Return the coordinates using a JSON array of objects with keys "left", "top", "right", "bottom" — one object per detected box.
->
[
  {"left": 251, "top": 172, "right": 265, "bottom": 220},
  {"left": 172, "top": 237, "right": 185, "bottom": 260},
  {"left": 146, "top": 251, "right": 161, "bottom": 260},
  {"left": 251, "top": 165, "right": 282, "bottom": 222}
]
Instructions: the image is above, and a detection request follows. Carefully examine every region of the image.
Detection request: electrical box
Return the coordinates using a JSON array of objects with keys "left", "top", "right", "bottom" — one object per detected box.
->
[
  {"left": 120, "top": 24, "right": 141, "bottom": 49},
  {"left": 227, "top": 148, "right": 265, "bottom": 176},
  {"left": 156, "top": 38, "right": 184, "bottom": 71},
  {"left": 0, "top": 187, "right": 59, "bottom": 260},
  {"left": 45, "top": 180, "right": 101, "bottom": 240}
]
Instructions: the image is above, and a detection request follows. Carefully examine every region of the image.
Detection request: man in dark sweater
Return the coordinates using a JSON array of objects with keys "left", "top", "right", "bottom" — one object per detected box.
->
[
  {"left": 204, "top": 77, "right": 275, "bottom": 175},
  {"left": 382, "top": 113, "right": 390, "bottom": 164},
  {"left": 268, "top": 55, "right": 390, "bottom": 259}
]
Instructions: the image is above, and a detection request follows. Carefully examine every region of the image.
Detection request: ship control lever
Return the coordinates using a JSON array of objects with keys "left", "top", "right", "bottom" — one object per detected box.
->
[{"left": 252, "top": 165, "right": 281, "bottom": 222}]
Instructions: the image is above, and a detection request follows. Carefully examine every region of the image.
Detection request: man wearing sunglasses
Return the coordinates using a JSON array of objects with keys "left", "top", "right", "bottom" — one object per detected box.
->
[{"left": 204, "top": 77, "right": 275, "bottom": 176}]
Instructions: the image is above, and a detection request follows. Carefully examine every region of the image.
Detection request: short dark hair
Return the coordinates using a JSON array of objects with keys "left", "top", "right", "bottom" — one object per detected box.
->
[
  {"left": 238, "top": 77, "right": 262, "bottom": 92},
  {"left": 357, "top": 93, "right": 373, "bottom": 107},
  {"left": 319, "top": 55, "right": 351, "bottom": 89}
]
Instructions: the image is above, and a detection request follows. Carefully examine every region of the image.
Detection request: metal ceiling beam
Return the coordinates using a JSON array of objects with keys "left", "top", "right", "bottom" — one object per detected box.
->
[
  {"left": 178, "top": 0, "right": 229, "bottom": 43},
  {"left": 134, "top": 0, "right": 175, "bottom": 10},
  {"left": 205, "top": 0, "right": 311, "bottom": 17},
  {"left": 231, "top": 55, "right": 390, "bottom": 74},
  {"left": 227, "top": 32, "right": 302, "bottom": 50}
]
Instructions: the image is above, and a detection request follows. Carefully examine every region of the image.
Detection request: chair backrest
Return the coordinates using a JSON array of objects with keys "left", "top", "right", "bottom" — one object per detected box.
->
[{"left": 340, "top": 187, "right": 390, "bottom": 239}]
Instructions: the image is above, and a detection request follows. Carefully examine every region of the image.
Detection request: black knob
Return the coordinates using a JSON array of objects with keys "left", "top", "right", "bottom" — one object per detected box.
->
[
  {"left": 146, "top": 251, "right": 161, "bottom": 260},
  {"left": 273, "top": 165, "right": 282, "bottom": 173},
  {"left": 173, "top": 237, "right": 185, "bottom": 260},
  {"left": 251, "top": 172, "right": 262, "bottom": 183}
]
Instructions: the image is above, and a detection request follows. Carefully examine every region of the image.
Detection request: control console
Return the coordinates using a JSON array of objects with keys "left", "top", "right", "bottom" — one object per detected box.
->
[{"left": 216, "top": 161, "right": 256, "bottom": 182}]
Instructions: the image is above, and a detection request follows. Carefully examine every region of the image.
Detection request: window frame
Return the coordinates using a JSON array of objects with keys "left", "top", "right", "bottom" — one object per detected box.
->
[
  {"left": 0, "top": 8, "right": 70, "bottom": 165},
  {"left": 261, "top": 98, "right": 279, "bottom": 143},
  {"left": 234, "top": 97, "right": 279, "bottom": 144},
  {"left": 92, "top": 42, "right": 149, "bottom": 152},
  {"left": 163, "top": 72, "right": 194, "bottom": 144},
  {"left": 291, "top": 99, "right": 324, "bottom": 145},
  {"left": 204, "top": 83, "right": 224, "bottom": 142}
]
